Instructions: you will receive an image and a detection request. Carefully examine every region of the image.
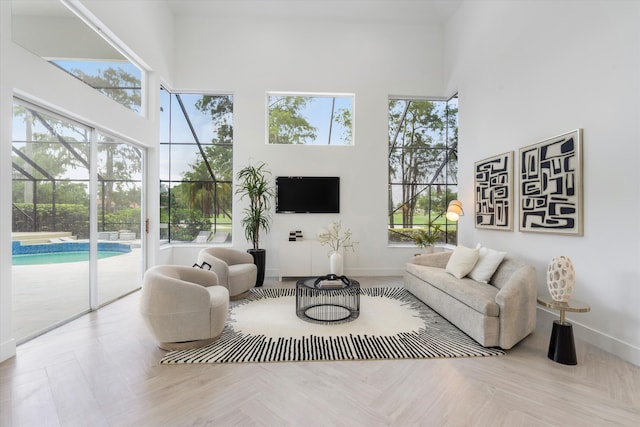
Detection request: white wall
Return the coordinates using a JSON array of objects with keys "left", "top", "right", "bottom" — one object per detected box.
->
[
  {"left": 0, "top": 0, "right": 16, "bottom": 362},
  {"left": 170, "top": 13, "right": 448, "bottom": 277},
  {"left": 445, "top": 0, "right": 640, "bottom": 365}
]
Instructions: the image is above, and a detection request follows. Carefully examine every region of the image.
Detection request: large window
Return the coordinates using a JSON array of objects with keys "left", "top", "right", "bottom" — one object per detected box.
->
[
  {"left": 388, "top": 95, "right": 459, "bottom": 245},
  {"left": 267, "top": 93, "right": 353, "bottom": 145},
  {"left": 160, "top": 88, "right": 233, "bottom": 243}
]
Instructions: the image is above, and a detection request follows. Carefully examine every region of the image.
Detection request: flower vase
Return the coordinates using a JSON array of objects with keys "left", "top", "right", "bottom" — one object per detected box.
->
[
  {"left": 329, "top": 251, "right": 343, "bottom": 276},
  {"left": 547, "top": 256, "right": 575, "bottom": 302}
]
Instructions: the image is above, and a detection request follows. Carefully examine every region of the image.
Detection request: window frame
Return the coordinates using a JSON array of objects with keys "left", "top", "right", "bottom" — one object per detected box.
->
[
  {"left": 159, "top": 87, "right": 234, "bottom": 244},
  {"left": 387, "top": 94, "right": 459, "bottom": 247},
  {"left": 266, "top": 92, "right": 355, "bottom": 146}
]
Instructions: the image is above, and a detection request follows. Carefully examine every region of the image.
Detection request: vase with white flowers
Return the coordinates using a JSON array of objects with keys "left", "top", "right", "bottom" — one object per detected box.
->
[{"left": 317, "top": 221, "right": 357, "bottom": 276}]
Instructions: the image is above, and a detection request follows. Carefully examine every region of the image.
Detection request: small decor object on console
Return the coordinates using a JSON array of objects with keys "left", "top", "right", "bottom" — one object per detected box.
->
[
  {"left": 547, "top": 256, "right": 575, "bottom": 302},
  {"left": 288, "top": 230, "right": 304, "bottom": 241},
  {"left": 318, "top": 221, "right": 357, "bottom": 275}
]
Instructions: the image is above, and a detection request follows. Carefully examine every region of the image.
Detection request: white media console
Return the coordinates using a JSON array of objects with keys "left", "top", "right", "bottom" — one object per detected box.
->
[{"left": 278, "top": 240, "right": 342, "bottom": 281}]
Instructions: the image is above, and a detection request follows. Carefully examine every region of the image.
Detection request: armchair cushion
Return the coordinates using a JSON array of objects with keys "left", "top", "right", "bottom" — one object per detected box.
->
[{"left": 197, "top": 247, "right": 257, "bottom": 298}]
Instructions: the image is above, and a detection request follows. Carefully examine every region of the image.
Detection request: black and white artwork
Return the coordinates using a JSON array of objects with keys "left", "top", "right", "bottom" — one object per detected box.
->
[
  {"left": 475, "top": 151, "right": 514, "bottom": 230},
  {"left": 519, "top": 129, "right": 583, "bottom": 235}
]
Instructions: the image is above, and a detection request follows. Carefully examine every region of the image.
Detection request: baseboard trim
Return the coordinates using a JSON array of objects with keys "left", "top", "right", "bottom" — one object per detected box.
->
[
  {"left": 537, "top": 308, "right": 639, "bottom": 367},
  {"left": 0, "top": 338, "right": 16, "bottom": 362},
  {"left": 268, "top": 268, "right": 405, "bottom": 279}
]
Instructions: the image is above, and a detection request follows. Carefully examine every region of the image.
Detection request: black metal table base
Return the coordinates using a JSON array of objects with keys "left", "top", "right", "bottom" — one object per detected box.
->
[
  {"left": 296, "top": 277, "right": 360, "bottom": 325},
  {"left": 548, "top": 320, "right": 577, "bottom": 365}
]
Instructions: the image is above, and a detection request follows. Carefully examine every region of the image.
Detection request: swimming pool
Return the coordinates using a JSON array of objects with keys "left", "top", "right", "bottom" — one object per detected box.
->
[
  {"left": 11, "top": 241, "right": 132, "bottom": 265},
  {"left": 12, "top": 251, "right": 125, "bottom": 265}
]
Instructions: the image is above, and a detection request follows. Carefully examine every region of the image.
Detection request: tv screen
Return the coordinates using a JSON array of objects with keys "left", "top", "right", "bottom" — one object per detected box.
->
[{"left": 276, "top": 176, "right": 340, "bottom": 213}]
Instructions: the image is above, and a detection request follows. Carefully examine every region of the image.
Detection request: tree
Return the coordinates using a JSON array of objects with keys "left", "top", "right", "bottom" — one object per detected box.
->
[
  {"left": 268, "top": 96, "right": 317, "bottom": 144},
  {"left": 333, "top": 107, "right": 353, "bottom": 145},
  {"left": 12, "top": 67, "right": 143, "bottom": 233},
  {"left": 98, "top": 141, "right": 142, "bottom": 214},
  {"left": 71, "top": 66, "right": 141, "bottom": 112},
  {"left": 185, "top": 95, "right": 234, "bottom": 221},
  {"left": 388, "top": 99, "right": 455, "bottom": 230}
]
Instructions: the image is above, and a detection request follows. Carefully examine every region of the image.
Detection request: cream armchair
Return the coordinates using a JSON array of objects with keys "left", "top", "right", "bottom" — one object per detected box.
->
[
  {"left": 140, "top": 265, "right": 229, "bottom": 350},
  {"left": 197, "top": 247, "right": 257, "bottom": 299}
]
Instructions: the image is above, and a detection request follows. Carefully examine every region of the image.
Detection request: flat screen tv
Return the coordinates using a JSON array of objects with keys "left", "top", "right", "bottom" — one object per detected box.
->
[{"left": 276, "top": 176, "right": 340, "bottom": 213}]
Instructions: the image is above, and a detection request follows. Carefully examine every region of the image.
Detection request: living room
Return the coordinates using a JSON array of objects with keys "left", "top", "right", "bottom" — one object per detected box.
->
[{"left": 1, "top": 0, "right": 639, "bottom": 424}]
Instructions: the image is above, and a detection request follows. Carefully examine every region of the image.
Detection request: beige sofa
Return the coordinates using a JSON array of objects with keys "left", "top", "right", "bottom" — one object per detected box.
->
[{"left": 404, "top": 251, "right": 536, "bottom": 349}]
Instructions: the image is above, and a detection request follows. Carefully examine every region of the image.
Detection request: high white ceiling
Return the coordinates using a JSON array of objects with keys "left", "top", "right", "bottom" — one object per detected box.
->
[{"left": 163, "top": 0, "right": 463, "bottom": 25}]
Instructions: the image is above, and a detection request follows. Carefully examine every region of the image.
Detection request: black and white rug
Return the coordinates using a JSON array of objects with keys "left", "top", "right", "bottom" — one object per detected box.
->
[{"left": 160, "top": 287, "right": 504, "bottom": 364}]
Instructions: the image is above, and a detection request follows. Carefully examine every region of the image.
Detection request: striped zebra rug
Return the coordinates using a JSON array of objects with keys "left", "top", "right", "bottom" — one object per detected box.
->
[{"left": 160, "top": 287, "right": 504, "bottom": 364}]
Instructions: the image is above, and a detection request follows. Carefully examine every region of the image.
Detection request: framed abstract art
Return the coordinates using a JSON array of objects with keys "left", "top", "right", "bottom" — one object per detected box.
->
[
  {"left": 519, "top": 129, "right": 583, "bottom": 236},
  {"left": 474, "top": 151, "right": 514, "bottom": 231}
]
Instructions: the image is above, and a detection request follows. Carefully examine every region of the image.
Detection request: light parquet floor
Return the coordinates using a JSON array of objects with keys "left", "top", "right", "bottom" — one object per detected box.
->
[{"left": 1, "top": 276, "right": 639, "bottom": 426}]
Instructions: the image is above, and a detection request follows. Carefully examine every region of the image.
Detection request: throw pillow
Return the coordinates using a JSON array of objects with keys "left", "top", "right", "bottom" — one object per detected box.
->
[
  {"left": 468, "top": 245, "right": 506, "bottom": 283},
  {"left": 445, "top": 245, "right": 480, "bottom": 279}
]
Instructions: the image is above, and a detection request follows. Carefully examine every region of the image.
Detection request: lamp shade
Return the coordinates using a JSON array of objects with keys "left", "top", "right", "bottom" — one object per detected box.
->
[{"left": 446, "top": 200, "right": 463, "bottom": 221}]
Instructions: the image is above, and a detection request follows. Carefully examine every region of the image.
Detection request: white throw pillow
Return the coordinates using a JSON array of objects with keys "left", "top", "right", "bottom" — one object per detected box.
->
[
  {"left": 445, "top": 245, "right": 480, "bottom": 279},
  {"left": 468, "top": 245, "right": 507, "bottom": 283}
]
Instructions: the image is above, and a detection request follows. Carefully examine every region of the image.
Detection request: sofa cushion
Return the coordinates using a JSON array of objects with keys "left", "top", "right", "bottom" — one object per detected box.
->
[
  {"left": 405, "top": 263, "right": 500, "bottom": 317},
  {"left": 468, "top": 246, "right": 506, "bottom": 283},
  {"left": 445, "top": 245, "right": 480, "bottom": 279}
]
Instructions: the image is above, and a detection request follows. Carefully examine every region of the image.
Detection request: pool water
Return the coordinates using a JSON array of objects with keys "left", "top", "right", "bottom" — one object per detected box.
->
[{"left": 12, "top": 251, "right": 125, "bottom": 266}]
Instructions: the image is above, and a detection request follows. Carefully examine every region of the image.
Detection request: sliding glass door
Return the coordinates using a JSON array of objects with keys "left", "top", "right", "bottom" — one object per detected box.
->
[{"left": 11, "top": 100, "right": 145, "bottom": 342}]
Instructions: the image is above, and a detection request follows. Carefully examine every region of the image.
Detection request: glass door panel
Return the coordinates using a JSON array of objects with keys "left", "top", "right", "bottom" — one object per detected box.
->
[
  {"left": 96, "top": 133, "right": 144, "bottom": 305},
  {"left": 11, "top": 102, "right": 91, "bottom": 341}
]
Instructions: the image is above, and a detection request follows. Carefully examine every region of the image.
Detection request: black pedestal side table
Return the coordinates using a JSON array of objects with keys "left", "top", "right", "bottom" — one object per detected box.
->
[{"left": 537, "top": 296, "right": 590, "bottom": 365}]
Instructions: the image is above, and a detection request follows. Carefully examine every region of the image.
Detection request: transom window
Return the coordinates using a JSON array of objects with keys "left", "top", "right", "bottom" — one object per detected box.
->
[
  {"left": 267, "top": 92, "right": 354, "bottom": 145},
  {"left": 388, "top": 95, "right": 459, "bottom": 246},
  {"left": 11, "top": 0, "right": 144, "bottom": 115},
  {"left": 52, "top": 60, "right": 142, "bottom": 113}
]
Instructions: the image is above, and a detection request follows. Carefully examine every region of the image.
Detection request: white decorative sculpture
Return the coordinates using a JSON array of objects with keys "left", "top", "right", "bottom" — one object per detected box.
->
[{"left": 547, "top": 256, "right": 575, "bottom": 302}]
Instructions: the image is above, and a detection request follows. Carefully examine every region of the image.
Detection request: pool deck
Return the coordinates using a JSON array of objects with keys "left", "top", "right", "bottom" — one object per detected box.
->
[
  {"left": 12, "top": 246, "right": 142, "bottom": 342},
  {"left": 12, "top": 231, "right": 76, "bottom": 244}
]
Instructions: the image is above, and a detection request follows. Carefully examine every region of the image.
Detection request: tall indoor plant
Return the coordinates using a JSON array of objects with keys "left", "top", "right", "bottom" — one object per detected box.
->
[{"left": 235, "top": 161, "right": 274, "bottom": 286}]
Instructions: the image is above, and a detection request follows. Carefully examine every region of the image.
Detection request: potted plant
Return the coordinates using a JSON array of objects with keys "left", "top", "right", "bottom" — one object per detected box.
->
[
  {"left": 412, "top": 222, "right": 443, "bottom": 255},
  {"left": 235, "top": 161, "right": 274, "bottom": 286},
  {"left": 318, "top": 221, "right": 357, "bottom": 276}
]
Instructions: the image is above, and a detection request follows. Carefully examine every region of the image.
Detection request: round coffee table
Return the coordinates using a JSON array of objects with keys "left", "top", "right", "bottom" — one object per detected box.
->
[{"left": 296, "top": 275, "right": 360, "bottom": 324}]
